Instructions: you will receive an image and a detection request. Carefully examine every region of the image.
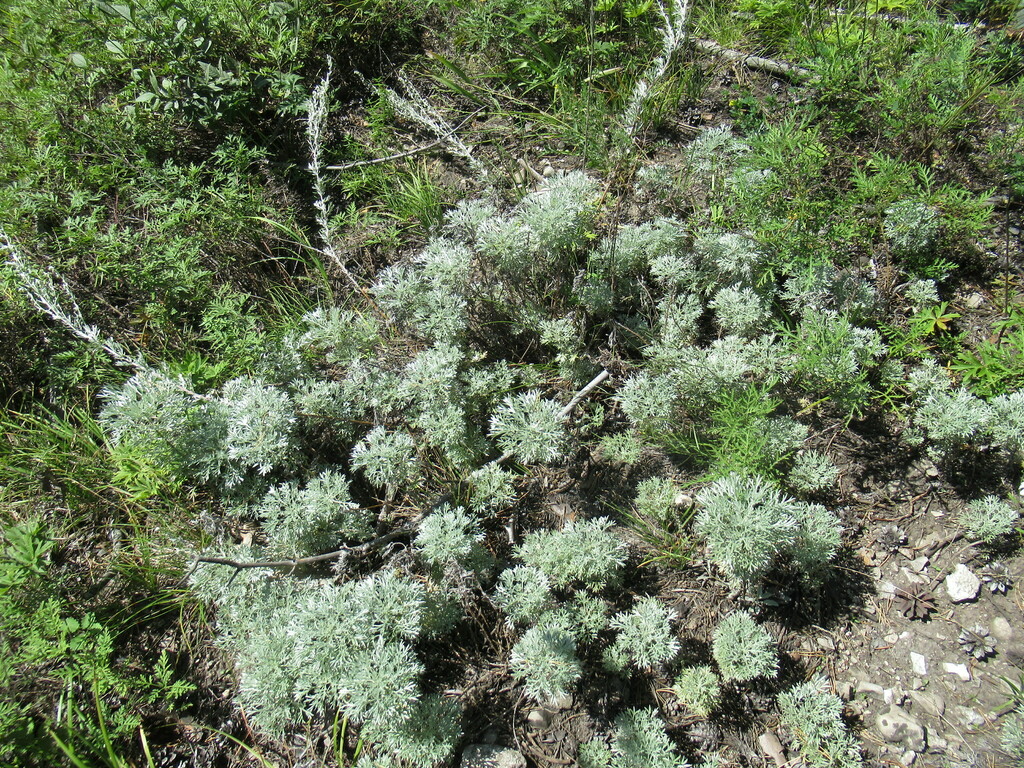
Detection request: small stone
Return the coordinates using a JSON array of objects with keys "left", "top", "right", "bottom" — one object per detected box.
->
[
  {"left": 884, "top": 688, "right": 894, "bottom": 705},
  {"left": 910, "top": 652, "right": 928, "bottom": 676},
  {"left": 547, "top": 693, "right": 572, "bottom": 711},
  {"left": 965, "top": 292, "right": 985, "bottom": 310},
  {"left": 875, "top": 705, "right": 927, "bottom": 752},
  {"left": 885, "top": 633, "right": 900, "bottom": 644},
  {"left": 526, "top": 710, "right": 551, "bottom": 730},
  {"left": 857, "top": 681, "right": 886, "bottom": 697},
  {"left": 910, "top": 678, "right": 924, "bottom": 691},
  {"left": 902, "top": 750, "right": 917, "bottom": 765},
  {"left": 943, "top": 662, "right": 972, "bottom": 682},
  {"left": 945, "top": 564, "right": 981, "bottom": 603},
  {"left": 908, "top": 556, "right": 929, "bottom": 574},
  {"left": 541, "top": 164, "right": 555, "bottom": 178},
  {"left": 758, "top": 731, "right": 788, "bottom": 768},
  {"left": 956, "top": 707, "right": 986, "bottom": 728},
  {"left": 817, "top": 636, "right": 836, "bottom": 651},
  {"left": 461, "top": 745, "right": 528, "bottom": 768},
  {"left": 837, "top": 681, "right": 854, "bottom": 700},
  {"left": 910, "top": 691, "right": 945, "bottom": 717},
  {"left": 992, "top": 616, "right": 1014, "bottom": 643}
]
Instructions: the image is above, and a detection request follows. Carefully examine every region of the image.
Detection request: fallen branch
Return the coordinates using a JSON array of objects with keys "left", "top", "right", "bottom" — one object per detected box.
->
[
  {"left": 324, "top": 139, "right": 444, "bottom": 171},
  {"left": 192, "top": 529, "right": 409, "bottom": 574},
  {"left": 694, "top": 38, "right": 812, "bottom": 82}
]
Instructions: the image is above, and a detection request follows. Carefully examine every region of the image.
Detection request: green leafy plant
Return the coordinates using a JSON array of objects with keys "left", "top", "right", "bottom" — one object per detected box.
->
[
  {"left": 958, "top": 496, "right": 1020, "bottom": 544},
  {"left": 712, "top": 611, "right": 778, "bottom": 682},
  {"left": 669, "top": 665, "right": 722, "bottom": 718},
  {"left": 778, "top": 678, "right": 862, "bottom": 767},
  {"left": 510, "top": 622, "right": 583, "bottom": 703}
]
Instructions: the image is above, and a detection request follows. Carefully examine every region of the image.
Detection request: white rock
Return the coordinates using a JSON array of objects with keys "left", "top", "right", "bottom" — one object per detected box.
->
[
  {"left": 943, "top": 662, "right": 972, "bottom": 681},
  {"left": 945, "top": 564, "right": 980, "bottom": 603},
  {"left": 875, "top": 706, "right": 927, "bottom": 752},
  {"left": 526, "top": 709, "right": 551, "bottom": 730},
  {"left": 910, "top": 652, "right": 928, "bottom": 676},
  {"left": 992, "top": 616, "right": 1014, "bottom": 643},
  {"left": 908, "top": 556, "right": 929, "bottom": 574},
  {"left": 902, "top": 750, "right": 917, "bottom": 765},
  {"left": 758, "top": 731, "right": 788, "bottom": 768},
  {"left": 462, "top": 745, "right": 528, "bottom": 768}
]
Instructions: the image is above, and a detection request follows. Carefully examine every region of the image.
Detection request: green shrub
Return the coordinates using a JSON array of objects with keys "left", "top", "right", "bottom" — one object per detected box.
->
[
  {"left": 608, "top": 707, "right": 689, "bottom": 768},
  {"left": 670, "top": 665, "right": 722, "bottom": 717},
  {"left": 958, "top": 496, "right": 1019, "bottom": 543},
  {"left": 778, "top": 678, "right": 862, "bottom": 767},
  {"left": 712, "top": 612, "right": 778, "bottom": 682},
  {"left": 518, "top": 518, "right": 626, "bottom": 591},
  {"left": 604, "top": 597, "right": 679, "bottom": 671},
  {"left": 509, "top": 623, "right": 582, "bottom": 703},
  {"left": 489, "top": 390, "right": 568, "bottom": 464}
]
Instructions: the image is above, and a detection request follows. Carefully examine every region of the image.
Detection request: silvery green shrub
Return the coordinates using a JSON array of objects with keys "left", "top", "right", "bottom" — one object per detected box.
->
[
  {"left": 493, "top": 566, "right": 554, "bottom": 626},
  {"left": 466, "top": 462, "right": 516, "bottom": 512},
  {"left": 509, "top": 623, "right": 582, "bottom": 703},
  {"left": 518, "top": 517, "right": 626, "bottom": 591},
  {"left": 712, "top": 612, "right": 778, "bottom": 682},
  {"left": 671, "top": 665, "right": 721, "bottom": 718},
  {"left": 604, "top": 597, "right": 679, "bottom": 671},
  {"left": 258, "top": 470, "right": 370, "bottom": 557},
  {"left": 791, "top": 502, "right": 843, "bottom": 576},
  {"left": 781, "top": 264, "right": 878, "bottom": 324},
  {"left": 903, "top": 279, "right": 940, "bottom": 308},
  {"left": 518, "top": 171, "right": 599, "bottom": 261},
  {"left": 911, "top": 387, "right": 995, "bottom": 454},
  {"left": 540, "top": 315, "right": 596, "bottom": 384},
  {"left": 788, "top": 450, "right": 839, "bottom": 495},
  {"left": 489, "top": 390, "right": 566, "bottom": 463},
  {"left": 590, "top": 218, "right": 687, "bottom": 280},
  {"left": 786, "top": 310, "right": 885, "bottom": 412},
  {"left": 351, "top": 427, "right": 419, "bottom": 494},
  {"left": 415, "top": 505, "right": 491, "bottom": 575},
  {"left": 373, "top": 238, "right": 472, "bottom": 342},
  {"left": 695, "top": 474, "right": 799, "bottom": 587},
  {"left": 360, "top": 694, "right": 461, "bottom": 767},
  {"left": 989, "top": 390, "right": 1024, "bottom": 456},
  {"left": 711, "top": 284, "right": 770, "bottom": 337},
  {"left": 617, "top": 372, "right": 679, "bottom": 433},
  {"left": 634, "top": 477, "right": 680, "bottom": 527},
  {"left": 608, "top": 708, "right": 690, "bottom": 768},
  {"left": 299, "top": 306, "right": 380, "bottom": 364},
  {"left": 885, "top": 199, "right": 941, "bottom": 255},
  {"left": 958, "top": 496, "right": 1019, "bottom": 543},
  {"left": 219, "top": 376, "right": 301, "bottom": 482},
  {"left": 695, "top": 232, "right": 766, "bottom": 288},
  {"left": 655, "top": 293, "right": 704, "bottom": 348},
  {"left": 778, "top": 678, "right": 862, "bottom": 767},
  {"left": 100, "top": 368, "right": 222, "bottom": 482},
  {"left": 1001, "top": 710, "right": 1024, "bottom": 764},
  {"left": 660, "top": 335, "right": 785, "bottom": 402},
  {"left": 696, "top": 474, "right": 841, "bottom": 589},
  {"left": 579, "top": 740, "right": 615, "bottom": 768},
  {"left": 189, "top": 570, "right": 434, "bottom": 738}
]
